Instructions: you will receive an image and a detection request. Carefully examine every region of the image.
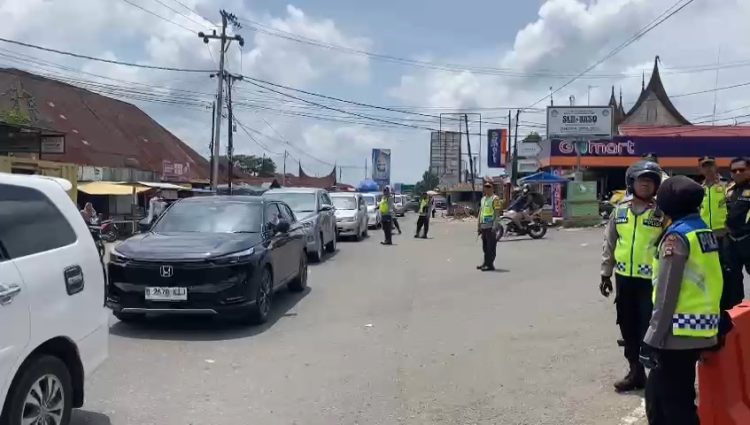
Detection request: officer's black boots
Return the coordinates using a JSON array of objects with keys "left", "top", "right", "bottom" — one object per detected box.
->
[{"left": 614, "top": 362, "right": 646, "bottom": 392}]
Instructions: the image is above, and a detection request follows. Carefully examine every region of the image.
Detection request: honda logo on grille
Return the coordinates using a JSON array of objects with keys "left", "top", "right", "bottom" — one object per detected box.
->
[{"left": 160, "top": 265, "right": 174, "bottom": 278}]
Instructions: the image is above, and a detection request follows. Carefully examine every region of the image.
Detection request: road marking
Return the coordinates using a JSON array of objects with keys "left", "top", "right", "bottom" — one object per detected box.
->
[{"left": 620, "top": 398, "right": 645, "bottom": 424}]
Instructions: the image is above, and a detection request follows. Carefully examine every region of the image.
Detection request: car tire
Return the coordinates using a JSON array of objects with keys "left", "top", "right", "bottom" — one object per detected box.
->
[
  {"left": 114, "top": 311, "right": 146, "bottom": 323},
  {"left": 326, "top": 229, "right": 337, "bottom": 253},
  {"left": 310, "top": 233, "right": 324, "bottom": 262},
  {"left": 1, "top": 355, "right": 73, "bottom": 425},
  {"left": 288, "top": 255, "right": 308, "bottom": 292},
  {"left": 245, "top": 267, "right": 273, "bottom": 325}
]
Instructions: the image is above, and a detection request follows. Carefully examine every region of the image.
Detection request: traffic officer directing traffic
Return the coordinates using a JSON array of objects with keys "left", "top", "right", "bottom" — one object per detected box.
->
[
  {"left": 641, "top": 175, "right": 723, "bottom": 425},
  {"left": 724, "top": 156, "right": 750, "bottom": 307},
  {"left": 477, "top": 181, "right": 501, "bottom": 271},
  {"left": 600, "top": 160, "right": 666, "bottom": 392},
  {"left": 379, "top": 186, "right": 396, "bottom": 245},
  {"left": 415, "top": 193, "right": 431, "bottom": 238}
]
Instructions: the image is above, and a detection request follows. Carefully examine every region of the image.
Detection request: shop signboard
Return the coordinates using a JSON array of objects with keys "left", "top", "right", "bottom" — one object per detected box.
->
[
  {"left": 430, "top": 131, "right": 461, "bottom": 187},
  {"left": 551, "top": 136, "right": 750, "bottom": 158},
  {"left": 486, "top": 129, "right": 507, "bottom": 168},
  {"left": 162, "top": 160, "right": 191, "bottom": 182},
  {"left": 547, "top": 106, "right": 613, "bottom": 139}
]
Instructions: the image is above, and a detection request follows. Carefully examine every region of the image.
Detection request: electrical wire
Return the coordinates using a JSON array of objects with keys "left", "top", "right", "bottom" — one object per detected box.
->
[
  {"left": 0, "top": 37, "right": 215, "bottom": 73},
  {"left": 119, "top": 0, "right": 199, "bottom": 32},
  {"left": 528, "top": 0, "right": 696, "bottom": 108}
]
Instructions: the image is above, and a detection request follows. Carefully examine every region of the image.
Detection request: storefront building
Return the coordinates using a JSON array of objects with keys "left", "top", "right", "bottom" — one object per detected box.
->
[{"left": 539, "top": 57, "right": 750, "bottom": 197}]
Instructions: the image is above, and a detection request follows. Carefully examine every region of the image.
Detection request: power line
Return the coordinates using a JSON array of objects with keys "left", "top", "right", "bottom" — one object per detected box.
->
[
  {"left": 0, "top": 37, "right": 215, "bottom": 73},
  {"left": 147, "top": 0, "right": 209, "bottom": 28},
  {"left": 528, "top": 0, "right": 696, "bottom": 108},
  {"left": 119, "top": 0, "right": 199, "bottom": 32},
  {"left": 261, "top": 118, "right": 334, "bottom": 166}
]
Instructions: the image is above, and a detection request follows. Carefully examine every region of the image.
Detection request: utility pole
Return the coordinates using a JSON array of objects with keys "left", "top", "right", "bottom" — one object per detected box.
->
[
  {"left": 464, "top": 114, "right": 477, "bottom": 207},
  {"left": 511, "top": 109, "right": 520, "bottom": 185},
  {"left": 283, "top": 150, "right": 288, "bottom": 186},
  {"left": 208, "top": 100, "right": 215, "bottom": 183},
  {"left": 199, "top": 10, "right": 244, "bottom": 191},
  {"left": 223, "top": 73, "right": 243, "bottom": 194},
  {"left": 364, "top": 157, "right": 368, "bottom": 180}
]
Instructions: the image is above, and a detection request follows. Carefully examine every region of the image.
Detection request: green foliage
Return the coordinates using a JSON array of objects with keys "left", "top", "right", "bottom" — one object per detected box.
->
[
  {"left": 231, "top": 154, "right": 277, "bottom": 177},
  {"left": 0, "top": 107, "right": 31, "bottom": 126},
  {"left": 414, "top": 170, "right": 439, "bottom": 195}
]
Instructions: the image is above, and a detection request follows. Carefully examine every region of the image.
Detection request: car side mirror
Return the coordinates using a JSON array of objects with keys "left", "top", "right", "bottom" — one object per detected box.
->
[
  {"left": 275, "top": 220, "right": 291, "bottom": 234},
  {"left": 320, "top": 204, "right": 333, "bottom": 212}
]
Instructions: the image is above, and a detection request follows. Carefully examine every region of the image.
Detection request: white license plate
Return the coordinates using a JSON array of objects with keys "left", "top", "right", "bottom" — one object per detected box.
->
[{"left": 145, "top": 287, "right": 187, "bottom": 301}]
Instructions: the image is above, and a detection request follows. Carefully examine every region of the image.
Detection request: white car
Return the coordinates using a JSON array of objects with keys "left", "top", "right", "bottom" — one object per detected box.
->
[
  {"left": 330, "top": 192, "right": 368, "bottom": 241},
  {"left": 0, "top": 173, "right": 109, "bottom": 425},
  {"left": 361, "top": 193, "right": 381, "bottom": 229}
]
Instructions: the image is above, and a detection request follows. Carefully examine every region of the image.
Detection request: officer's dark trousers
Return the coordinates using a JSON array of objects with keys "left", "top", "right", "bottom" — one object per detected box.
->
[
  {"left": 615, "top": 276, "right": 653, "bottom": 363},
  {"left": 724, "top": 236, "right": 749, "bottom": 309},
  {"left": 393, "top": 217, "right": 401, "bottom": 233},
  {"left": 381, "top": 215, "right": 393, "bottom": 244},
  {"left": 480, "top": 228, "right": 497, "bottom": 267},
  {"left": 645, "top": 349, "right": 701, "bottom": 425},
  {"left": 415, "top": 215, "right": 429, "bottom": 237}
]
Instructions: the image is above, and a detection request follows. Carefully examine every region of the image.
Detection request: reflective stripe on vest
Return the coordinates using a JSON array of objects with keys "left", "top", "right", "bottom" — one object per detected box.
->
[
  {"left": 700, "top": 183, "right": 728, "bottom": 231},
  {"left": 613, "top": 204, "right": 664, "bottom": 278},
  {"left": 481, "top": 196, "right": 496, "bottom": 223},
  {"left": 652, "top": 215, "right": 723, "bottom": 338},
  {"left": 379, "top": 199, "right": 390, "bottom": 214}
]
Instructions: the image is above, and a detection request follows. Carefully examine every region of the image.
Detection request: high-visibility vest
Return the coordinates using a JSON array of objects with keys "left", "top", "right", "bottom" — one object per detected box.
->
[
  {"left": 419, "top": 198, "right": 429, "bottom": 215},
  {"left": 480, "top": 195, "right": 497, "bottom": 224},
  {"left": 652, "top": 215, "right": 723, "bottom": 338},
  {"left": 613, "top": 203, "right": 665, "bottom": 278},
  {"left": 700, "top": 182, "right": 728, "bottom": 231},
  {"left": 379, "top": 198, "right": 390, "bottom": 214}
]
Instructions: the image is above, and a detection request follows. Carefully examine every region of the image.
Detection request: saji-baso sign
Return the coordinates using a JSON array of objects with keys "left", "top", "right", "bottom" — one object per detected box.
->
[{"left": 547, "top": 106, "right": 613, "bottom": 139}]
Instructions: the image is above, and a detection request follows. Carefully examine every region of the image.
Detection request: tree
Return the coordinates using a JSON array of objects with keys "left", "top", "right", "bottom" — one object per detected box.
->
[
  {"left": 414, "top": 170, "right": 439, "bottom": 195},
  {"left": 231, "top": 154, "right": 277, "bottom": 177},
  {"left": 523, "top": 131, "right": 542, "bottom": 144}
]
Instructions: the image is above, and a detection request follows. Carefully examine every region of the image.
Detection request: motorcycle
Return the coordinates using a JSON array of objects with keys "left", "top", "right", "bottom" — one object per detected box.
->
[
  {"left": 90, "top": 216, "right": 119, "bottom": 243},
  {"left": 495, "top": 209, "right": 548, "bottom": 240}
]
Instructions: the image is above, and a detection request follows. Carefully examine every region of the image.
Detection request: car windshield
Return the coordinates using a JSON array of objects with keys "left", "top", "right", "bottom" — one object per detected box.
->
[
  {"left": 265, "top": 192, "right": 317, "bottom": 213},
  {"left": 152, "top": 202, "right": 262, "bottom": 233},
  {"left": 363, "top": 196, "right": 375, "bottom": 206},
  {"left": 332, "top": 196, "right": 357, "bottom": 210}
]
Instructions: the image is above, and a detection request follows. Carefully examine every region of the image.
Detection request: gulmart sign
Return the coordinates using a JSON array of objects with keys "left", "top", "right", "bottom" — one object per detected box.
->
[{"left": 557, "top": 139, "right": 636, "bottom": 156}]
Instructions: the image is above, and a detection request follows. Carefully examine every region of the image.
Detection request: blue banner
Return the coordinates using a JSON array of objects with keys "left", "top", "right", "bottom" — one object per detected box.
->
[{"left": 487, "top": 129, "right": 507, "bottom": 168}]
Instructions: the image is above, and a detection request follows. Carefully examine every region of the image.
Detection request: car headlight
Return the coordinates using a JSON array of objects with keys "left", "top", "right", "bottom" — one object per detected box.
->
[{"left": 212, "top": 247, "right": 255, "bottom": 265}]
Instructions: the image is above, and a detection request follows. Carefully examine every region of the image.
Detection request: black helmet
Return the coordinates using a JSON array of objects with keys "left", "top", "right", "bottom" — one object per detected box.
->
[{"left": 626, "top": 160, "right": 662, "bottom": 197}]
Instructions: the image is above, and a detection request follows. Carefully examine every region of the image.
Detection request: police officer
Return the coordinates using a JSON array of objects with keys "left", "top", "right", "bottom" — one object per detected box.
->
[
  {"left": 477, "top": 181, "right": 501, "bottom": 271},
  {"left": 379, "top": 186, "right": 395, "bottom": 245},
  {"left": 698, "top": 156, "right": 731, "bottom": 309},
  {"left": 641, "top": 176, "right": 723, "bottom": 425},
  {"left": 415, "top": 193, "right": 431, "bottom": 238},
  {"left": 600, "top": 160, "right": 665, "bottom": 392},
  {"left": 724, "top": 156, "right": 750, "bottom": 307}
]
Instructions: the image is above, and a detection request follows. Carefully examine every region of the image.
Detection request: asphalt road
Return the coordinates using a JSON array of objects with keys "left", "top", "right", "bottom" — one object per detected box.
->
[{"left": 76, "top": 215, "right": 655, "bottom": 425}]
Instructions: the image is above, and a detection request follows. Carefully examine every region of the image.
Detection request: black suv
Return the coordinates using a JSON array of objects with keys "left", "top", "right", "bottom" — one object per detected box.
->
[{"left": 107, "top": 196, "right": 308, "bottom": 324}]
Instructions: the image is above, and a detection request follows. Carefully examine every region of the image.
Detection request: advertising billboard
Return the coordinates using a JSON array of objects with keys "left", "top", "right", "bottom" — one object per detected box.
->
[
  {"left": 429, "top": 131, "right": 462, "bottom": 187},
  {"left": 371, "top": 148, "right": 391, "bottom": 187},
  {"left": 162, "top": 160, "right": 191, "bottom": 182},
  {"left": 547, "top": 106, "right": 613, "bottom": 139},
  {"left": 487, "top": 129, "right": 507, "bottom": 168},
  {"left": 551, "top": 136, "right": 750, "bottom": 158}
]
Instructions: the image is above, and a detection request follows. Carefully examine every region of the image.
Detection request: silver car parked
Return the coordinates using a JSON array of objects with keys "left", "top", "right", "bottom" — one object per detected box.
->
[
  {"left": 330, "top": 192, "right": 368, "bottom": 241},
  {"left": 264, "top": 188, "right": 337, "bottom": 262}
]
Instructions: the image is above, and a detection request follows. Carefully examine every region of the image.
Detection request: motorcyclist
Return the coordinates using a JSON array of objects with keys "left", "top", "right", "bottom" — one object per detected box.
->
[{"left": 507, "top": 184, "right": 539, "bottom": 231}]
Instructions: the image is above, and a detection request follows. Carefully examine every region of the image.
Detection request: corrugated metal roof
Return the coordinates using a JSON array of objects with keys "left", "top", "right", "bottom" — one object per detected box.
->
[{"left": 0, "top": 68, "right": 210, "bottom": 180}]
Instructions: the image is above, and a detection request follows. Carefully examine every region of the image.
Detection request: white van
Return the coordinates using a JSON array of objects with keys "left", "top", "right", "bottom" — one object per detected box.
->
[{"left": 0, "top": 173, "right": 109, "bottom": 425}]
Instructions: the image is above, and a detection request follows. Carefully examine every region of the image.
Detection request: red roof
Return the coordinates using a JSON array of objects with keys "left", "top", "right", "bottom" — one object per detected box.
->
[
  {"left": 0, "top": 68, "right": 210, "bottom": 180},
  {"left": 620, "top": 125, "right": 750, "bottom": 137}
]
